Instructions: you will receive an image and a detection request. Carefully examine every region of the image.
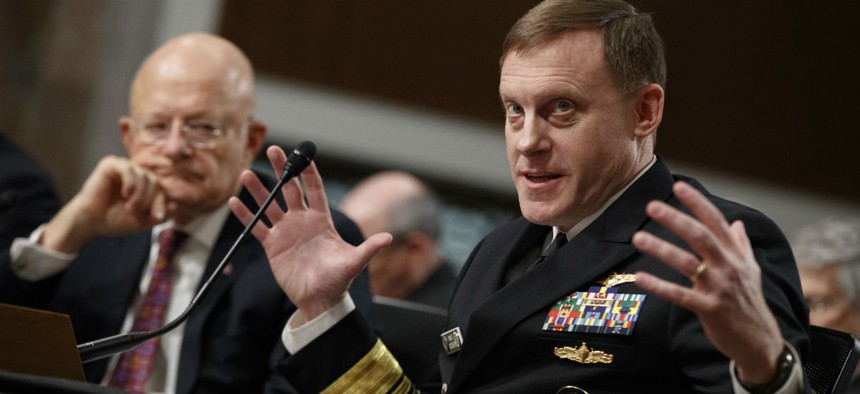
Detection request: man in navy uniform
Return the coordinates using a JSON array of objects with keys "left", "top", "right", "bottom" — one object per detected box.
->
[{"left": 232, "top": 0, "right": 809, "bottom": 392}]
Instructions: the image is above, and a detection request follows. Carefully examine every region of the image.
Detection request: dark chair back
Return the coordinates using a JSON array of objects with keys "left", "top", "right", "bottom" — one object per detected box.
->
[{"left": 804, "top": 325, "right": 860, "bottom": 394}]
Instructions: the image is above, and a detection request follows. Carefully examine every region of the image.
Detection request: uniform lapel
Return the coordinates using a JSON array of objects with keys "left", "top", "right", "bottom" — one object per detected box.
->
[
  {"left": 447, "top": 158, "right": 676, "bottom": 390},
  {"left": 440, "top": 219, "right": 544, "bottom": 381}
]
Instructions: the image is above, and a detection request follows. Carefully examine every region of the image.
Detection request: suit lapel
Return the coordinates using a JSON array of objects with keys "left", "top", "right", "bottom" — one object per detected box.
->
[
  {"left": 448, "top": 158, "right": 676, "bottom": 390},
  {"left": 111, "top": 232, "right": 154, "bottom": 324},
  {"left": 174, "top": 187, "right": 268, "bottom": 394},
  {"left": 174, "top": 213, "right": 245, "bottom": 394},
  {"left": 83, "top": 231, "right": 152, "bottom": 382}
]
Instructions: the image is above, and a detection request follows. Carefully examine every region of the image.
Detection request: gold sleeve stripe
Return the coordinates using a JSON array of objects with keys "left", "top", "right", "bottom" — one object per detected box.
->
[
  {"left": 321, "top": 339, "right": 419, "bottom": 394},
  {"left": 389, "top": 374, "right": 417, "bottom": 394}
]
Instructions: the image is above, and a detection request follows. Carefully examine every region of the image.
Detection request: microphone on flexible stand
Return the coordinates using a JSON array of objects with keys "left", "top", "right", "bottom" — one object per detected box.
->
[{"left": 76, "top": 140, "right": 317, "bottom": 363}]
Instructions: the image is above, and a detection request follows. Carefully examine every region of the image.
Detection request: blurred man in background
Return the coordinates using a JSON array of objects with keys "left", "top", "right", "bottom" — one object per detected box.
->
[
  {"left": 339, "top": 171, "right": 457, "bottom": 384},
  {"left": 339, "top": 171, "right": 457, "bottom": 308}
]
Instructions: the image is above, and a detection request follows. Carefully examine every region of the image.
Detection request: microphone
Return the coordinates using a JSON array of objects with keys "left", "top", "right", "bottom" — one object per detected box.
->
[
  {"left": 283, "top": 140, "right": 316, "bottom": 178},
  {"left": 77, "top": 140, "right": 317, "bottom": 363}
]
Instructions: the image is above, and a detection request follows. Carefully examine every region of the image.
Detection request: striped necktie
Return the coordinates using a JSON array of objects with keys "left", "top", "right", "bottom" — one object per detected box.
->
[{"left": 108, "top": 229, "right": 188, "bottom": 393}]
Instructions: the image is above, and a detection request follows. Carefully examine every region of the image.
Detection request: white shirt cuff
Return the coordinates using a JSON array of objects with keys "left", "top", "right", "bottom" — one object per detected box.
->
[
  {"left": 730, "top": 341, "right": 803, "bottom": 394},
  {"left": 281, "top": 294, "right": 356, "bottom": 354},
  {"left": 9, "top": 224, "right": 77, "bottom": 281}
]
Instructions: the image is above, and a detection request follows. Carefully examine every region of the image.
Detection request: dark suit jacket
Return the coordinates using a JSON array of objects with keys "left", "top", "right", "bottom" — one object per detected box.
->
[
  {"left": 281, "top": 157, "right": 809, "bottom": 394},
  {"left": 1, "top": 171, "right": 374, "bottom": 394},
  {"left": 0, "top": 133, "right": 61, "bottom": 302}
]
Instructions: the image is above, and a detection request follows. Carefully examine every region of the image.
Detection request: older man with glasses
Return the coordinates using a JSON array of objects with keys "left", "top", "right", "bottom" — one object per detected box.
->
[
  {"left": 1, "top": 33, "right": 373, "bottom": 394},
  {"left": 793, "top": 217, "right": 860, "bottom": 392}
]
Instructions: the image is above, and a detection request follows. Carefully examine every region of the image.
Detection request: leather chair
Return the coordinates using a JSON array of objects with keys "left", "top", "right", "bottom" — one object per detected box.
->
[{"left": 804, "top": 325, "right": 860, "bottom": 394}]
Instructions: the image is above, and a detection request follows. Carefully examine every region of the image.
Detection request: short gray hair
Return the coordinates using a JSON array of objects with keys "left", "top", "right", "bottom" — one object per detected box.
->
[{"left": 792, "top": 217, "right": 860, "bottom": 308}]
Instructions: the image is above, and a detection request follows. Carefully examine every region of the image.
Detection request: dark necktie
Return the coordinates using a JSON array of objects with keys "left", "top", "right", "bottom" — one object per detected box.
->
[
  {"left": 108, "top": 229, "right": 188, "bottom": 393},
  {"left": 531, "top": 232, "right": 567, "bottom": 270}
]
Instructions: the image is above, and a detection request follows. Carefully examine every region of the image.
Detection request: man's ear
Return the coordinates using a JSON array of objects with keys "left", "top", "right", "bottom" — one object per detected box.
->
[
  {"left": 403, "top": 231, "right": 434, "bottom": 258},
  {"left": 119, "top": 116, "right": 134, "bottom": 151},
  {"left": 245, "top": 119, "right": 268, "bottom": 158},
  {"left": 404, "top": 231, "right": 427, "bottom": 249},
  {"left": 634, "top": 83, "right": 664, "bottom": 138}
]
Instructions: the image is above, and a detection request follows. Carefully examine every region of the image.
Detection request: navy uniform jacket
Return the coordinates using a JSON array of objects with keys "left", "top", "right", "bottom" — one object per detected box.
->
[
  {"left": 1, "top": 171, "right": 374, "bottom": 394},
  {"left": 280, "top": 157, "right": 809, "bottom": 394}
]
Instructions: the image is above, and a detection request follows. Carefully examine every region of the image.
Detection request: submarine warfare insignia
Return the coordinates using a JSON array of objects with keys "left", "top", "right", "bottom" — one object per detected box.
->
[{"left": 554, "top": 343, "right": 614, "bottom": 364}]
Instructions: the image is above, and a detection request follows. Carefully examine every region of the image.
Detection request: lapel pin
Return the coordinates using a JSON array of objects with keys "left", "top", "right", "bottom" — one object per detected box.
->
[{"left": 441, "top": 327, "right": 463, "bottom": 355}]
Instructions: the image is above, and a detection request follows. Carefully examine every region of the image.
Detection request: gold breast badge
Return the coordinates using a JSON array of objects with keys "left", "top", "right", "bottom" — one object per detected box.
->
[
  {"left": 554, "top": 343, "right": 614, "bottom": 364},
  {"left": 601, "top": 273, "right": 637, "bottom": 288}
]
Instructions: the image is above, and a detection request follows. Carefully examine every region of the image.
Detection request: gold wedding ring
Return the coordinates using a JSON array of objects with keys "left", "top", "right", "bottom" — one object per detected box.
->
[{"left": 690, "top": 262, "right": 707, "bottom": 283}]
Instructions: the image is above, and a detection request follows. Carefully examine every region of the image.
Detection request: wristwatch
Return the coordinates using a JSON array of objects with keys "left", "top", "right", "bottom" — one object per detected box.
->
[{"left": 738, "top": 345, "right": 795, "bottom": 394}]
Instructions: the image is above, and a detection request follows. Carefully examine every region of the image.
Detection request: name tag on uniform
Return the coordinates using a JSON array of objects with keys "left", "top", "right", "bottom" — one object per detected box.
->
[
  {"left": 441, "top": 327, "right": 464, "bottom": 355},
  {"left": 542, "top": 286, "right": 645, "bottom": 335}
]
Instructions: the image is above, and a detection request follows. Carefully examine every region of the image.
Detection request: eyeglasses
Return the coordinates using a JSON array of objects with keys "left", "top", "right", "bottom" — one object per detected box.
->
[{"left": 133, "top": 119, "right": 226, "bottom": 149}]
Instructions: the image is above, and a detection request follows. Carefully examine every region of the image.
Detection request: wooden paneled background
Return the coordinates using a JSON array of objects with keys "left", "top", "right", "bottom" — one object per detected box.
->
[{"left": 220, "top": 0, "right": 860, "bottom": 202}]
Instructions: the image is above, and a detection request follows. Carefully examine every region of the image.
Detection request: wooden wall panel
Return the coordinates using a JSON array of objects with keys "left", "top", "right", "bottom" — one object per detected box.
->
[{"left": 220, "top": 1, "right": 860, "bottom": 202}]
